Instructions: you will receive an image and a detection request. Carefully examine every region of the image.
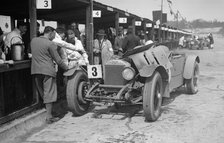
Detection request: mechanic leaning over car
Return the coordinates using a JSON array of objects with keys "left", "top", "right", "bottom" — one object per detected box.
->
[{"left": 31, "top": 26, "right": 70, "bottom": 124}]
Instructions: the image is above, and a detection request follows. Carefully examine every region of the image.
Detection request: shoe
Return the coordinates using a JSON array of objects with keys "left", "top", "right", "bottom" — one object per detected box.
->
[{"left": 46, "top": 117, "right": 60, "bottom": 124}]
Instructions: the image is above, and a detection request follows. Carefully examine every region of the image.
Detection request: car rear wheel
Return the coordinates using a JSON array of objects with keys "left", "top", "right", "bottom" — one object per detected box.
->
[
  {"left": 143, "top": 71, "right": 163, "bottom": 122},
  {"left": 186, "top": 62, "right": 199, "bottom": 94},
  {"left": 66, "top": 70, "right": 90, "bottom": 116}
]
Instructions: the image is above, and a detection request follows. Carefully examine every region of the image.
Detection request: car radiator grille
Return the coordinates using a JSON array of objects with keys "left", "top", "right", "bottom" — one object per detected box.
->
[{"left": 104, "top": 65, "right": 127, "bottom": 85}]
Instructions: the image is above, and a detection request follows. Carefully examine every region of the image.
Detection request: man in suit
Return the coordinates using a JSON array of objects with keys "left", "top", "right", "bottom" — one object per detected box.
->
[
  {"left": 31, "top": 26, "right": 69, "bottom": 124},
  {"left": 122, "top": 26, "right": 141, "bottom": 53}
]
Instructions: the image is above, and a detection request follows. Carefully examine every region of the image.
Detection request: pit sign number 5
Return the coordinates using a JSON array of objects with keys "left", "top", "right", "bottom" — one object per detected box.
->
[{"left": 87, "top": 65, "right": 102, "bottom": 79}]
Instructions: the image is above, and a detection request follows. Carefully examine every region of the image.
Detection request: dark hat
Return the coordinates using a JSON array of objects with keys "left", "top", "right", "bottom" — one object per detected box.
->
[
  {"left": 97, "top": 29, "right": 106, "bottom": 35},
  {"left": 118, "top": 26, "right": 123, "bottom": 32},
  {"left": 127, "top": 26, "right": 134, "bottom": 34}
]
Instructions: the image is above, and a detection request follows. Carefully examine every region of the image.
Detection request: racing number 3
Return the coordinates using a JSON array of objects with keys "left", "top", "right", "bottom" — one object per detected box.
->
[
  {"left": 87, "top": 65, "right": 102, "bottom": 79},
  {"left": 91, "top": 67, "right": 98, "bottom": 77},
  {"left": 44, "top": 0, "right": 48, "bottom": 7}
]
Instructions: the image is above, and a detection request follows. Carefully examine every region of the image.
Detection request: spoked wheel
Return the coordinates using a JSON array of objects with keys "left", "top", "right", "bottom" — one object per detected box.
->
[
  {"left": 66, "top": 70, "right": 90, "bottom": 116},
  {"left": 186, "top": 62, "right": 199, "bottom": 94},
  {"left": 143, "top": 71, "right": 163, "bottom": 122}
]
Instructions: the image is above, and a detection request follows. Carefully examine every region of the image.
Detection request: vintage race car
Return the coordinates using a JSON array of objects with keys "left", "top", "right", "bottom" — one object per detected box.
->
[{"left": 64, "top": 43, "right": 200, "bottom": 122}]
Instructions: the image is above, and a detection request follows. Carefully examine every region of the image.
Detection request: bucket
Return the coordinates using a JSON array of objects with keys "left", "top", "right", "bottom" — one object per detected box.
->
[
  {"left": 11, "top": 43, "right": 24, "bottom": 61},
  {"left": 10, "top": 36, "right": 25, "bottom": 61}
]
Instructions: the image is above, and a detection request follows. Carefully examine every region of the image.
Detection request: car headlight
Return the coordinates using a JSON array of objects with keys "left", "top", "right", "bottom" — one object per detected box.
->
[{"left": 122, "top": 67, "right": 135, "bottom": 80}]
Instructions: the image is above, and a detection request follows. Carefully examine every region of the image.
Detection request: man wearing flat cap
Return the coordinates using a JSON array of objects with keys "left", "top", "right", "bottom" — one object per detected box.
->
[{"left": 93, "top": 29, "right": 114, "bottom": 65}]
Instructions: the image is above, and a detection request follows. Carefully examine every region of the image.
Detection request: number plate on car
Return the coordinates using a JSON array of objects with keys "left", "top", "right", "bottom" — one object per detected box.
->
[{"left": 87, "top": 65, "right": 102, "bottom": 79}]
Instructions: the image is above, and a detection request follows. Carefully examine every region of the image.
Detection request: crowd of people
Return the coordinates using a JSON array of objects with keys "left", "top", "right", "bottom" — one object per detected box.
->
[
  {"left": 0, "top": 22, "right": 157, "bottom": 66},
  {"left": 93, "top": 26, "right": 154, "bottom": 66},
  {"left": 178, "top": 33, "right": 214, "bottom": 49},
  {"left": 0, "top": 21, "right": 156, "bottom": 124}
]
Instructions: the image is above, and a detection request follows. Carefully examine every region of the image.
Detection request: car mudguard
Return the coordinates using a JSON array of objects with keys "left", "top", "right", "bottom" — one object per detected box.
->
[
  {"left": 139, "top": 64, "right": 169, "bottom": 80},
  {"left": 139, "top": 64, "right": 157, "bottom": 77},
  {"left": 183, "top": 55, "right": 200, "bottom": 79},
  {"left": 63, "top": 66, "right": 87, "bottom": 77}
]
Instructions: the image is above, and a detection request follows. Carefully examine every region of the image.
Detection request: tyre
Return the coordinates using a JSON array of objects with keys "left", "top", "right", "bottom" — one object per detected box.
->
[
  {"left": 186, "top": 62, "right": 199, "bottom": 94},
  {"left": 66, "top": 70, "right": 90, "bottom": 116},
  {"left": 143, "top": 71, "right": 163, "bottom": 122}
]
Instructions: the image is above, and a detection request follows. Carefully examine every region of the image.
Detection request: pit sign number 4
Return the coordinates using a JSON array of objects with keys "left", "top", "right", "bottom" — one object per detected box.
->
[
  {"left": 87, "top": 65, "right": 102, "bottom": 79},
  {"left": 93, "top": 10, "right": 101, "bottom": 18}
]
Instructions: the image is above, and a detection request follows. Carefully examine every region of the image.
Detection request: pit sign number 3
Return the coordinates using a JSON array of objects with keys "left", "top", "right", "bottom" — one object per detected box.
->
[
  {"left": 37, "top": 0, "right": 52, "bottom": 9},
  {"left": 87, "top": 65, "right": 102, "bottom": 79}
]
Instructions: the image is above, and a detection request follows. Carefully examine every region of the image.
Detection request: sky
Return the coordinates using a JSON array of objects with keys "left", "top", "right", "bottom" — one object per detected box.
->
[{"left": 95, "top": 0, "right": 224, "bottom": 22}]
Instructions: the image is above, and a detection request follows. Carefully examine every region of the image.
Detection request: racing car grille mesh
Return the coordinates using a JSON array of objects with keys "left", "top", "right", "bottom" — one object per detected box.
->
[{"left": 104, "top": 65, "right": 126, "bottom": 85}]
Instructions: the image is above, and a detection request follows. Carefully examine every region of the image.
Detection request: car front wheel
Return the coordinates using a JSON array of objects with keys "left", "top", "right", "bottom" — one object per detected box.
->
[
  {"left": 143, "top": 71, "right": 163, "bottom": 122},
  {"left": 66, "top": 70, "right": 90, "bottom": 116}
]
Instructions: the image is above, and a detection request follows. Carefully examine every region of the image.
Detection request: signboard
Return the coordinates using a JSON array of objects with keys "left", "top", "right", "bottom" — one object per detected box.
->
[
  {"left": 37, "top": 0, "right": 52, "bottom": 9},
  {"left": 107, "top": 7, "right": 113, "bottom": 11},
  {"left": 93, "top": 10, "right": 101, "bottom": 18},
  {"left": 0, "top": 15, "right": 11, "bottom": 32},
  {"left": 125, "top": 13, "right": 130, "bottom": 16},
  {"left": 162, "top": 13, "right": 167, "bottom": 23},
  {"left": 146, "top": 23, "right": 152, "bottom": 28},
  {"left": 119, "top": 17, "right": 127, "bottom": 23},
  {"left": 87, "top": 65, "right": 102, "bottom": 79},
  {"left": 154, "top": 25, "right": 159, "bottom": 29},
  {"left": 152, "top": 10, "right": 167, "bottom": 24},
  {"left": 135, "top": 21, "right": 142, "bottom": 26}
]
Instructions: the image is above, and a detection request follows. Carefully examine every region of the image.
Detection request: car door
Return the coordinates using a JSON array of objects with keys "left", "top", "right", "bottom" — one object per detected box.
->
[{"left": 170, "top": 53, "right": 186, "bottom": 89}]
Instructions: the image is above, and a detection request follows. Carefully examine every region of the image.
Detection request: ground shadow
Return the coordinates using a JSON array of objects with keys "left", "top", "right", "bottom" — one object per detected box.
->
[
  {"left": 89, "top": 103, "right": 143, "bottom": 120},
  {"left": 52, "top": 98, "right": 68, "bottom": 119},
  {"left": 162, "top": 86, "right": 186, "bottom": 106}
]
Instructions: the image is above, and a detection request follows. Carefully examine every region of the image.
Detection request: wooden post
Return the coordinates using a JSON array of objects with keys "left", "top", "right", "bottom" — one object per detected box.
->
[
  {"left": 143, "top": 21, "right": 146, "bottom": 34},
  {"left": 131, "top": 18, "right": 135, "bottom": 34},
  {"left": 163, "top": 27, "right": 165, "bottom": 41},
  {"left": 151, "top": 23, "right": 155, "bottom": 41},
  {"left": 165, "top": 30, "right": 167, "bottom": 41},
  {"left": 29, "top": 0, "right": 38, "bottom": 104},
  {"left": 29, "top": 0, "right": 37, "bottom": 40},
  {"left": 143, "top": 20, "right": 147, "bottom": 40},
  {"left": 167, "top": 29, "right": 170, "bottom": 40},
  {"left": 115, "top": 12, "right": 119, "bottom": 36},
  {"left": 10, "top": 17, "right": 15, "bottom": 30},
  {"left": 159, "top": 0, "right": 163, "bottom": 42},
  {"left": 86, "top": 0, "right": 94, "bottom": 65}
]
